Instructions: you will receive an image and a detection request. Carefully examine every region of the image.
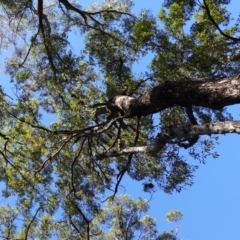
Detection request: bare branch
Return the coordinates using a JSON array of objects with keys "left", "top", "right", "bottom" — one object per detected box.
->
[{"left": 94, "top": 120, "right": 240, "bottom": 159}]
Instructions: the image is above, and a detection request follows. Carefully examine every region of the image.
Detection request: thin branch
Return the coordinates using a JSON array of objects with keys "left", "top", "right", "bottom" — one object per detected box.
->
[
  {"left": 59, "top": 0, "right": 135, "bottom": 25},
  {"left": 181, "top": 106, "right": 199, "bottom": 148},
  {"left": 71, "top": 138, "right": 87, "bottom": 201},
  {"left": 56, "top": 114, "right": 131, "bottom": 140},
  {"left": 58, "top": 0, "right": 136, "bottom": 46},
  {"left": 34, "top": 135, "right": 73, "bottom": 175},
  {"left": 0, "top": 150, "right": 33, "bottom": 189},
  {"left": 113, "top": 153, "right": 133, "bottom": 199},
  {"left": 19, "top": 30, "right": 40, "bottom": 67},
  {"left": 0, "top": 132, "right": 9, "bottom": 140},
  {"left": 38, "top": 0, "right": 57, "bottom": 76},
  {"left": 133, "top": 116, "right": 141, "bottom": 146},
  {"left": 59, "top": 0, "right": 88, "bottom": 24},
  {"left": 69, "top": 215, "right": 82, "bottom": 235},
  {"left": 105, "top": 123, "right": 121, "bottom": 152},
  {"left": 24, "top": 207, "right": 42, "bottom": 240},
  {"left": 5, "top": 107, "right": 53, "bottom": 133},
  {"left": 202, "top": 0, "right": 240, "bottom": 42},
  {"left": 67, "top": 198, "right": 90, "bottom": 238},
  {"left": 128, "top": 77, "right": 152, "bottom": 96}
]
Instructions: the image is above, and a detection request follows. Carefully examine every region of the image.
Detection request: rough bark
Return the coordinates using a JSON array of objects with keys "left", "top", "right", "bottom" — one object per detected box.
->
[
  {"left": 110, "top": 74, "right": 240, "bottom": 115},
  {"left": 95, "top": 120, "right": 240, "bottom": 159}
]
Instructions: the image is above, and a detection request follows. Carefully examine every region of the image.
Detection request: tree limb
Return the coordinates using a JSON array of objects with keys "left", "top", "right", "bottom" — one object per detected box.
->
[
  {"left": 113, "top": 74, "right": 240, "bottom": 116},
  {"left": 93, "top": 120, "right": 240, "bottom": 159}
]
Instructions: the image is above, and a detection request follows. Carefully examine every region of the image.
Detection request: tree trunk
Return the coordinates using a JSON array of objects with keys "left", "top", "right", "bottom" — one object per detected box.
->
[{"left": 111, "top": 74, "right": 240, "bottom": 115}]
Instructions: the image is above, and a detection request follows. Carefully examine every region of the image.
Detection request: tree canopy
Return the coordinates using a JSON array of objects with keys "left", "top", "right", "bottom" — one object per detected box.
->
[{"left": 0, "top": 0, "right": 239, "bottom": 239}]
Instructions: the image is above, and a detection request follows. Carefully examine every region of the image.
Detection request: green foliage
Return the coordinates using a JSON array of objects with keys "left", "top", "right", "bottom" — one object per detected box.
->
[
  {"left": 156, "top": 210, "right": 183, "bottom": 240},
  {"left": 159, "top": 1, "right": 187, "bottom": 36},
  {"left": 0, "top": 0, "right": 238, "bottom": 238},
  {"left": 91, "top": 195, "right": 159, "bottom": 239},
  {"left": 157, "top": 231, "right": 178, "bottom": 240},
  {"left": 133, "top": 19, "right": 156, "bottom": 45},
  {"left": 166, "top": 210, "right": 183, "bottom": 223},
  {"left": 0, "top": 205, "right": 18, "bottom": 238}
]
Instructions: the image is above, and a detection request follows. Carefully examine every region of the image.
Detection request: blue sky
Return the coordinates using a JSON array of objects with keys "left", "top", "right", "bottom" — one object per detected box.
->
[{"left": 0, "top": 1, "right": 240, "bottom": 239}]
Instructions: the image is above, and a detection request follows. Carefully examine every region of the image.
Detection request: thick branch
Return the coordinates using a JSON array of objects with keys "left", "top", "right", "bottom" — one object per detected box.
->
[
  {"left": 168, "top": 120, "right": 240, "bottom": 137},
  {"left": 110, "top": 74, "right": 240, "bottom": 116},
  {"left": 94, "top": 120, "right": 240, "bottom": 159},
  {"left": 59, "top": 0, "right": 88, "bottom": 23}
]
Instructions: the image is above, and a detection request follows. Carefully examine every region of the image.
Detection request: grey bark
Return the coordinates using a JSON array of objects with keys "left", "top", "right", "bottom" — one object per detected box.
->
[{"left": 94, "top": 120, "right": 240, "bottom": 159}]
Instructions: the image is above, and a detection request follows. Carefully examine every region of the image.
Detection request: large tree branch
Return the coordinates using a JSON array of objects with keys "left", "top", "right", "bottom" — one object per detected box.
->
[
  {"left": 110, "top": 74, "right": 240, "bottom": 116},
  {"left": 94, "top": 120, "right": 240, "bottom": 159}
]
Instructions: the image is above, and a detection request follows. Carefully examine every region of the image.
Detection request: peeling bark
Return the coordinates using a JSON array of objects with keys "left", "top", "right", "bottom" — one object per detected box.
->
[{"left": 111, "top": 74, "right": 240, "bottom": 115}]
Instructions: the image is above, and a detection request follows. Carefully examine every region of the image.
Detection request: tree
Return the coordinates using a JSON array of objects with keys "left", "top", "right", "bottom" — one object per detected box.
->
[{"left": 0, "top": 0, "right": 239, "bottom": 238}]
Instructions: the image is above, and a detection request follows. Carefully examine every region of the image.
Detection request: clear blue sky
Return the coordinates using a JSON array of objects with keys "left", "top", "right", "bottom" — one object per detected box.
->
[{"left": 1, "top": 1, "right": 240, "bottom": 239}]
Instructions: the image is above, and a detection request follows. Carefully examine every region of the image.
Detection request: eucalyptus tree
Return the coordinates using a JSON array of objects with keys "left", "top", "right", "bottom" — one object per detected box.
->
[{"left": 0, "top": 0, "right": 239, "bottom": 239}]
